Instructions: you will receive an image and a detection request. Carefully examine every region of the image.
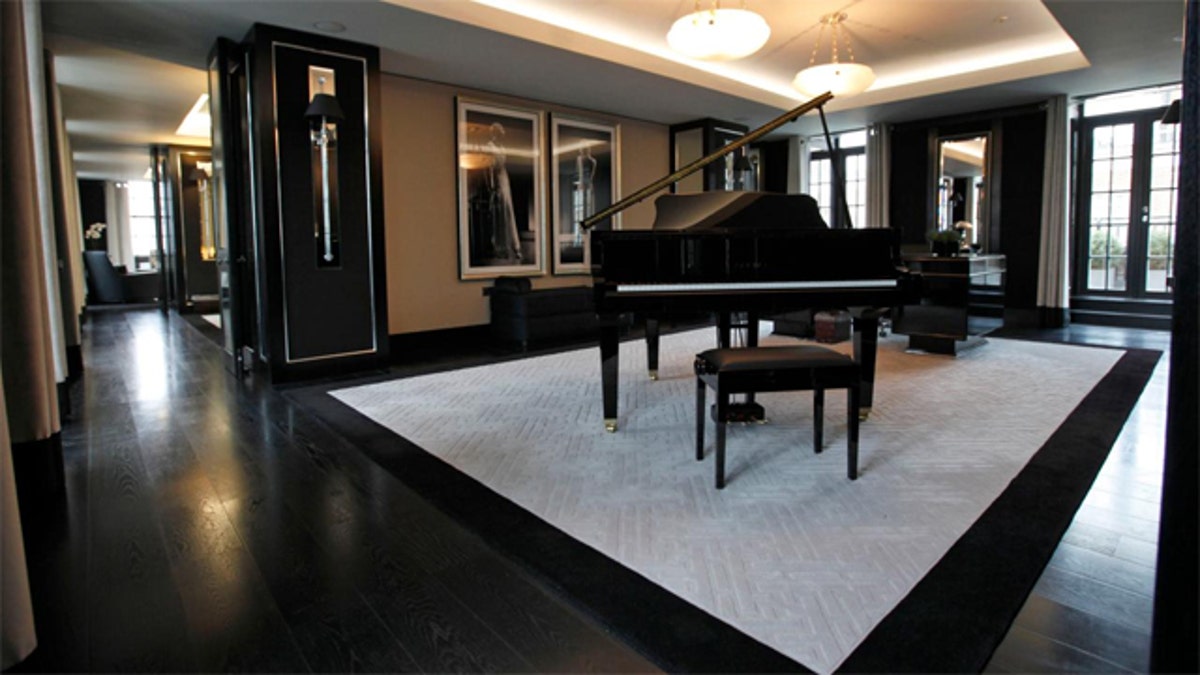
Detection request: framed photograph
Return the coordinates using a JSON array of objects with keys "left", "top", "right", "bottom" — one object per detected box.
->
[
  {"left": 456, "top": 99, "right": 545, "bottom": 279},
  {"left": 550, "top": 116, "right": 619, "bottom": 274}
]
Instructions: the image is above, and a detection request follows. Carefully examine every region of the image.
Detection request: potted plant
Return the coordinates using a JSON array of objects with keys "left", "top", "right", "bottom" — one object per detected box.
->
[{"left": 928, "top": 228, "right": 962, "bottom": 257}]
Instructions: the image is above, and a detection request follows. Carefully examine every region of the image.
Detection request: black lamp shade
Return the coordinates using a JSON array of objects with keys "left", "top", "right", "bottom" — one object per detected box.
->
[
  {"left": 1162, "top": 99, "right": 1181, "bottom": 125},
  {"left": 305, "top": 93, "right": 345, "bottom": 122}
]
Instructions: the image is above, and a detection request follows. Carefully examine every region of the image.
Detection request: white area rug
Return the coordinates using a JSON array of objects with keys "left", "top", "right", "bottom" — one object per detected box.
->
[{"left": 332, "top": 328, "right": 1122, "bottom": 673}]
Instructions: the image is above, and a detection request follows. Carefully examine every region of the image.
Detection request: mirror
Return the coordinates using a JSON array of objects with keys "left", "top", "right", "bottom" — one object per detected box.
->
[{"left": 937, "top": 134, "right": 989, "bottom": 251}]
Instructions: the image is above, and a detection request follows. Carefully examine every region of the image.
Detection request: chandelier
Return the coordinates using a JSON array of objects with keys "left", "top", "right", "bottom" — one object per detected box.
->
[
  {"left": 792, "top": 12, "right": 875, "bottom": 98},
  {"left": 667, "top": 1, "right": 770, "bottom": 61}
]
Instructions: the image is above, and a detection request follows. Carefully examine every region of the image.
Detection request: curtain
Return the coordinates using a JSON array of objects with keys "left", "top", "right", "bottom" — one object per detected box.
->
[
  {"left": 1036, "top": 95, "right": 1070, "bottom": 313},
  {"left": 1, "top": 371, "right": 37, "bottom": 669},
  {"left": 866, "top": 122, "right": 890, "bottom": 228},
  {"left": 105, "top": 180, "right": 133, "bottom": 269},
  {"left": 1, "top": 0, "right": 48, "bottom": 666},
  {"left": 44, "top": 51, "right": 84, "bottom": 358},
  {"left": 797, "top": 137, "right": 812, "bottom": 194},
  {"left": 22, "top": 0, "right": 67, "bottom": 385}
]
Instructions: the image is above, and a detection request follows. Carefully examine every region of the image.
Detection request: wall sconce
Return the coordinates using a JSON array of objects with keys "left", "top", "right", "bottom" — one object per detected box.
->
[
  {"left": 306, "top": 67, "right": 345, "bottom": 267},
  {"left": 189, "top": 161, "right": 216, "bottom": 261}
]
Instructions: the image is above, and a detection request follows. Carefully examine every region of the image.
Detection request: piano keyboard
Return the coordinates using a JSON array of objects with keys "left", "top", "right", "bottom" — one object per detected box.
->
[{"left": 614, "top": 279, "right": 899, "bottom": 293}]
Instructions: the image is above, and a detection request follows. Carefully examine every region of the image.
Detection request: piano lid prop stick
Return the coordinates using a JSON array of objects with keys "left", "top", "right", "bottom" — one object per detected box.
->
[
  {"left": 818, "top": 104, "right": 854, "bottom": 230},
  {"left": 579, "top": 91, "right": 835, "bottom": 232}
]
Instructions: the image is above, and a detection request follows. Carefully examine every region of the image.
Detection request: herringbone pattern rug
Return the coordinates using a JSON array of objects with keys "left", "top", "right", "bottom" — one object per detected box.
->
[{"left": 332, "top": 328, "right": 1122, "bottom": 673}]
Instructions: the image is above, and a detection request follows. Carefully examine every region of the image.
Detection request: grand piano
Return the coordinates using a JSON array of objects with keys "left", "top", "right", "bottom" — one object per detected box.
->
[{"left": 581, "top": 93, "right": 915, "bottom": 432}]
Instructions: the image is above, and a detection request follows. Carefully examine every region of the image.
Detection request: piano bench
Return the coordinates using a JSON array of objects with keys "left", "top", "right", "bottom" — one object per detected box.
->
[{"left": 694, "top": 346, "right": 860, "bottom": 489}]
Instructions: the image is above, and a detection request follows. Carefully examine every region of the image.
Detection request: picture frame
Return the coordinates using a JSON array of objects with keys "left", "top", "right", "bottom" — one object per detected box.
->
[
  {"left": 456, "top": 98, "right": 545, "bottom": 279},
  {"left": 550, "top": 116, "right": 620, "bottom": 274}
]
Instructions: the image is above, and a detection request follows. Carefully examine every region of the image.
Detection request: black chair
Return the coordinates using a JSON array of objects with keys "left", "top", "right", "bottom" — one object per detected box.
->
[
  {"left": 82, "top": 250, "right": 127, "bottom": 304},
  {"left": 694, "top": 345, "right": 860, "bottom": 489}
]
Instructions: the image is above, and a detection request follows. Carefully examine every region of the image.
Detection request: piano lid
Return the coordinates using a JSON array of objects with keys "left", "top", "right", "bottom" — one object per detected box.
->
[{"left": 652, "top": 191, "right": 828, "bottom": 231}]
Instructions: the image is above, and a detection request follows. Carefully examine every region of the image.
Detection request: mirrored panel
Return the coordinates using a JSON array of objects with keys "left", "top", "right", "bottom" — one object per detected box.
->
[{"left": 937, "top": 134, "right": 989, "bottom": 252}]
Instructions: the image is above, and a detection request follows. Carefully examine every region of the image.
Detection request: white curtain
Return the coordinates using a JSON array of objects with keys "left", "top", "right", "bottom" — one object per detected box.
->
[
  {"left": 1, "top": 0, "right": 47, "bottom": 664},
  {"left": 23, "top": 0, "right": 66, "bottom": 384},
  {"left": 866, "top": 122, "right": 890, "bottom": 228},
  {"left": 797, "top": 137, "right": 811, "bottom": 194},
  {"left": 104, "top": 180, "right": 133, "bottom": 269},
  {"left": 1037, "top": 95, "right": 1070, "bottom": 311}
]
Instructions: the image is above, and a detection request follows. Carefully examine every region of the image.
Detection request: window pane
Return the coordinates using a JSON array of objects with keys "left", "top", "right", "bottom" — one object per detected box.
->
[
  {"left": 809, "top": 157, "right": 832, "bottom": 224},
  {"left": 1091, "top": 159, "right": 1112, "bottom": 192},
  {"left": 1151, "top": 155, "right": 1178, "bottom": 189},
  {"left": 1111, "top": 158, "right": 1133, "bottom": 189},
  {"left": 1112, "top": 124, "right": 1134, "bottom": 157},
  {"left": 1149, "top": 190, "right": 1176, "bottom": 223},
  {"left": 1153, "top": 121, "right": 1180, "bottom": 155},
  {"left": 1109, "top": 191, "right": 1131, "bottom": 223},
  {"left": 1093, "top": 126, "right": 1113, "bottom": 159},
  {"left": 1109, "top": 225, "right": 1129, "bottom": 256},
  {"left": 1082, "top": 84, "right": 1181, "bottom": 117},
  {"left": 1108, "top": 257, "right": 1127, "bottom": 291},
  {"left": 1148, "top": 224, "right": 1172, "bottom": 256},
  {"left": 1088, "top": 257, "right": 1107, "bottom": 290},
  {"left": 126, "top": 181, "right": 159, "bottom": 271}
]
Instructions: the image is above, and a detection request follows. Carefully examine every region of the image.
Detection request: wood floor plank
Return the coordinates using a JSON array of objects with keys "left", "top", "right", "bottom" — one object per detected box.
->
[
  {"left": 985, "top": 625, "right": 1136, "bottom": 673},
  {"left": 1005, "top": 594, "right": 1151, "bottom": 672}
]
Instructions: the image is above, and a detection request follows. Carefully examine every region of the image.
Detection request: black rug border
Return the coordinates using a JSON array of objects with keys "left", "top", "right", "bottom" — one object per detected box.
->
[{"left": 286, "top": 337, "right": 1159, "bottom": 673}]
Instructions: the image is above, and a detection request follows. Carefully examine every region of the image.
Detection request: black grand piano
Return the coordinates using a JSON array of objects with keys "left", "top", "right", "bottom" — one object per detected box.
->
[{"left": 581, "top": 93, "right": 914, "bottom": 432}]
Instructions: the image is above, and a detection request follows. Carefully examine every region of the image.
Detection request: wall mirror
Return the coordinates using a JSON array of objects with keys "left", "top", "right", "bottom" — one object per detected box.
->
[{"left": 936, "top": 133, "right": 989, "bottom": 251}]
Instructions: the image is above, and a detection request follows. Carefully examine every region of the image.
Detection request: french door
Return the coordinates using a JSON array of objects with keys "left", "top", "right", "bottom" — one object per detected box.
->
[{"left": 1076, "top": 109, "right": 1181, "bottom": 299}]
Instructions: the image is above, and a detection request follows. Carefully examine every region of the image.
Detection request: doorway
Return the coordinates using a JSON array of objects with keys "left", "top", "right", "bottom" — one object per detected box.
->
[{"left": 1075, "top": 109, "right": 1181, "bottom": 303}]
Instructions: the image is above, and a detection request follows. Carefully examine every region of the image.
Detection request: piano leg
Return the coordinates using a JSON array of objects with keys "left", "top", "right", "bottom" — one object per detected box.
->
[
  {"left": 852, "top": 313, "right": 879, "bottom": 420},
  {"left": 600, "top": 320, "right": 620, "bottom": 432},
  {"left": 645, "top": 317, "right": 660, "bottom": 381}
]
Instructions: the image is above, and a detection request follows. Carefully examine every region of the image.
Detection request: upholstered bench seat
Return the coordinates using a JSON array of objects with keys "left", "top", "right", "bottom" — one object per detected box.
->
[{"left": 694, "top": 345, "right": 861, "bottom": 489}]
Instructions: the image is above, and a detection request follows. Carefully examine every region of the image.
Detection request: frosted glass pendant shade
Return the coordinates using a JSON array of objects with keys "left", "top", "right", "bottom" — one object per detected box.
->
[
  {"left": 667, "top": 8, "right": 770, "bottom": 61},
  {"left": 792, "top": 62, "right": 876, "bottom": 98}
]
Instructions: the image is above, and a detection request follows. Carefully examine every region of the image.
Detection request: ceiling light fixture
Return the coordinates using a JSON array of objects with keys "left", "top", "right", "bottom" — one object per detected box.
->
[
  {"left": 667, "top": 0, "right": 770, "bottom": 61},
  {"left": 792, "top": 12, "right": 875, "bottom": 98}
]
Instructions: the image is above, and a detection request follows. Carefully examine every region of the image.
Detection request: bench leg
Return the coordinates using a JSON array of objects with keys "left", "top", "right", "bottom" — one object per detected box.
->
[
  {"left": 848, "top": 385, "right": 860, "bottom": 480},
  {"left": 813, "top": 387, "right": 825, "bottom": 453},
  {"left": 716, "top": 390, "right": 728, "bottom": 489},
  {"left": 695, "top": 377, "right": 706, "bottom": 461}
]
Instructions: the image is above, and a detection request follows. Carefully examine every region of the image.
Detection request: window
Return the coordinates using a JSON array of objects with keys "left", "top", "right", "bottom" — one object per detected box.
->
[
  {"left": 127, "top": 180, "right": 159, "bottom": 271},
  {"left": 809, "top": 130, "right": 866, "bottom": 228}
]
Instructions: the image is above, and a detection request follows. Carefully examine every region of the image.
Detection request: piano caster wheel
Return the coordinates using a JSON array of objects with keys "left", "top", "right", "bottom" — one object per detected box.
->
[
  {"left": 648, "top": 370, "right": 658, "bottom": 381},
  {"left": 859, "top": 407, "right": 871, "bottom": 421},
  {"left": 604, "top": 418, "right": 618, "bottom": 433}
]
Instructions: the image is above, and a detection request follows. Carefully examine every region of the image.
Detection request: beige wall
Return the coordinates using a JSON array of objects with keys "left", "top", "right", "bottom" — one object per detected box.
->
[{"left": 380, "top": 74, "right": 668, "bottom": 335}]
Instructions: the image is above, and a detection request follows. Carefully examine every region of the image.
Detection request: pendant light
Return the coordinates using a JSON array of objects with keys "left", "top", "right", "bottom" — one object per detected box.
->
[
  {"left": 667, "top": 1, "right": 770, "bottom": 61},
  {"left": 792, "top": 12, "right": 875, "bottom": 98}
]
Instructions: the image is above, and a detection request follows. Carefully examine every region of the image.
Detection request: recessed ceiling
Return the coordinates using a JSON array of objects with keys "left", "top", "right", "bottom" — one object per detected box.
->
[{"left": 39, "top": 0, "right": 1185, "bottom": 182}]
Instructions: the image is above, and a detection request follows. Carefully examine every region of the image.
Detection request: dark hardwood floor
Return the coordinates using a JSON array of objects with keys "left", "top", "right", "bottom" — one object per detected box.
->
[{"left": 10, "top": 310, "right": 1167, "bottom": 673}]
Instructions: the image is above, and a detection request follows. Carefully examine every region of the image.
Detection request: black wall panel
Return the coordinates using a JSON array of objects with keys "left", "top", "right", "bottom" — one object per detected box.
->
[
  {"left": 272, "top": 44, "right": 374, "bottom": 360},
  {"left": 888, "top": 126, "right": 934, "bottom": 245},
  {"left": 998, "top": 111, "right": 1047, "bottom": 312},
  {"left": 243, "top": 24, "right": 387, "bottom": 381}
]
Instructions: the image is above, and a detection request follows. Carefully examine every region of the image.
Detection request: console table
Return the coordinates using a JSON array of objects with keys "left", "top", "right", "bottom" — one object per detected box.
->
[{"left": 894, "top": 254, "right": 1006, "bottom": 355}]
